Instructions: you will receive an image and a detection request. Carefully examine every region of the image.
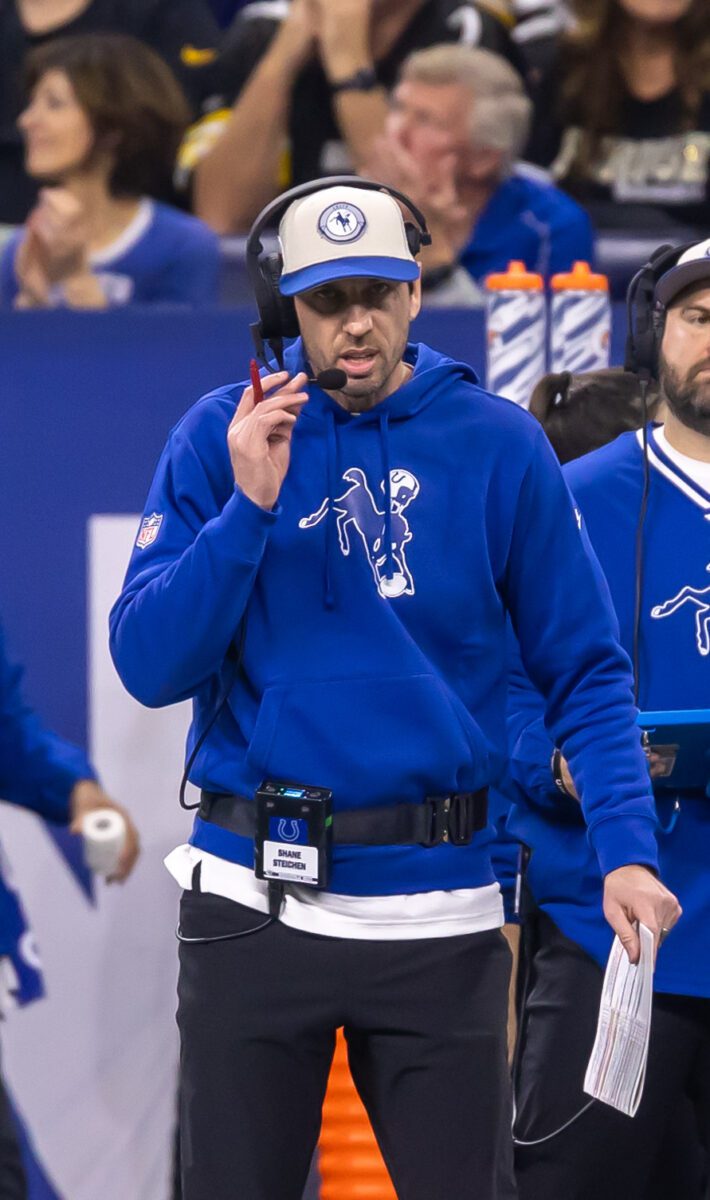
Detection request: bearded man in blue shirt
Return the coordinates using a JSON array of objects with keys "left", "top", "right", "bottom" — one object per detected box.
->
[{"left": 508, "top": 240, "right": 710, "bottom": 1199}]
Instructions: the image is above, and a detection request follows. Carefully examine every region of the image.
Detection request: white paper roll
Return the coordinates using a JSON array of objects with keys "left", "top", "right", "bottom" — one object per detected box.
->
[{"left": 82, "top": 809, "right": 127, "bottom": 876}]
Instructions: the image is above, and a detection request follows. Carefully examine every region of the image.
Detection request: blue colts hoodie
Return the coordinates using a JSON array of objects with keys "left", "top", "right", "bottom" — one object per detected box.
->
[{"left": 109, "top": 340, "right": 658, "bottom": 897}]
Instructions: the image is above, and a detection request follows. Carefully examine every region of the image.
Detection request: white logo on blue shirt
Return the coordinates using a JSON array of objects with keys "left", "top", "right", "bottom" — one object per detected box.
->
[
  {"left": 651, "top": 563, "right": 710, "bottom": 656},
  {"left": 299, "top": 467, "right": 420, "bottom": 598}
]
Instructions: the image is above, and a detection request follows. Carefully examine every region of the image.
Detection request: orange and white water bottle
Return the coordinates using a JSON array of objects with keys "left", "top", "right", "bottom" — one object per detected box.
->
[
  {"left": 485, "top": 261, "right": 546, "bottom": 409},
  {"left": 550, "top": 261, "right": 611, "bottom": 374}
]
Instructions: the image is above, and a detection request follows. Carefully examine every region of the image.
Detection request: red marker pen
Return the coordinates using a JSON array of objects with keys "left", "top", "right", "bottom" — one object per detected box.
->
[{"left": 250, "top": 358, "right": 264, "bottom": 404}]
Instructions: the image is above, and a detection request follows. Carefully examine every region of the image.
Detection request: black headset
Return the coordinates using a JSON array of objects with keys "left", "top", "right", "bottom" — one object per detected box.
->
[
  {"left": 624, "top": 241, "right": 695, "bottom": 381},
  {"left": 246, "top": 176, "right": 432, "bottom": 368},
  {"left": 624, "top": 240, "right": 695, "bottom": 703}
]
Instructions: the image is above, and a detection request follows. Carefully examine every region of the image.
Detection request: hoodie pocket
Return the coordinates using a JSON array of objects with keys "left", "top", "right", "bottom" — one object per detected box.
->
[{"left": 245, "top": 674, "right": 490, "bottom": 804}]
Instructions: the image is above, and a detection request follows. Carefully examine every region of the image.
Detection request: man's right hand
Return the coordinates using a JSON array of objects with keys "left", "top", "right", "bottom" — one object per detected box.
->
[
  {"left": 227, "top": 370, "right": 309, "bottom": 510},
  {"left": 603, "top": 865, "right": 682, "bottom": 964}
]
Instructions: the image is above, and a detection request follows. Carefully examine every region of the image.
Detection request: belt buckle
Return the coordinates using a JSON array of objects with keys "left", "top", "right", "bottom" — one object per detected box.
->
[
  {"left": 423, "top": 792, "right": 483, "bottom": 847},
  {"left": 447, "top": 792, "right": 476, "bottom": 846},
  {"left": 424, "top": 796, "right": 448, "bottom": 847},
  {"left": 424, "top": 793, "right": 474, "bottom": 847}
]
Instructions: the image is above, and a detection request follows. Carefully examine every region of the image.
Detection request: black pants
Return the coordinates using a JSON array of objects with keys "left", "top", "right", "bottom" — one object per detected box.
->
[
  {"left": 0, "top": 1062, "right": 26, "bottom": 1200},
  {"left": 177, "top": 890, "right": 517, "bottom": 1200},
  {"left": 514, "top": 911, "right": 710, "bottom": 1200}
]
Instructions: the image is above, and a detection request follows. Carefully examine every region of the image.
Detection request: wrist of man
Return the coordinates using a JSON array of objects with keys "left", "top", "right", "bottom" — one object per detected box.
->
[
  {"left": 70, "top": 778, "right": 102, "bottom": 818},
  {"left": 605, "top": 863, "right": 659, "bottom": 879},
  {"left": 325, "top": 55, "right": 375, "bottom": 87},
  {"left": 551, "top": 748, "right": 578, "bottom": 800}
]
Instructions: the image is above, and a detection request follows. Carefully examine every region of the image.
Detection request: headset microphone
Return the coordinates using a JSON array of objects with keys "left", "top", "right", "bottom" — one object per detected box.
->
[
  {"left": 310, "top": 368, "right": 347, "bottom": 390},
  {"left": 250, "top": 362, "right": 348, "bottom": 400}
]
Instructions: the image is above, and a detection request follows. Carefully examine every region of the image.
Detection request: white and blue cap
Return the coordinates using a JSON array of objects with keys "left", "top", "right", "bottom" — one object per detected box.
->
[
  {"left": 278, "top": 185, "right": 420, "bottom": 297},
  {"left": 655, "top": 237, "right": 710, "bottom": 307}
]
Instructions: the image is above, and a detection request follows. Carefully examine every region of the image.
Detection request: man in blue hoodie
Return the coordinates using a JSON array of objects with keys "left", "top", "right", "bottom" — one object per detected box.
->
[
  {"left": 507, "top": 240, "right": 710, "bottom": 1200},
  {"left": 109, "top": 181, "right": 679, "bottom": 1200}
]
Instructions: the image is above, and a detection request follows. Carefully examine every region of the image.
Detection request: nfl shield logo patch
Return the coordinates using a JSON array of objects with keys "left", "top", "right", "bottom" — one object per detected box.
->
[{"left": 136, "top": 512, "right": 163, "bottom": 550}]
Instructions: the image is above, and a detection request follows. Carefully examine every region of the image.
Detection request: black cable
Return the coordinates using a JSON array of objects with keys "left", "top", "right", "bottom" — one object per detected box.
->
[
  {"left": 512, "top": 1099, "right": 596, "bottom": 1147},
  {"left": 510, "top": 887, "right": 598, "bottom": 1146},
  {"left": 178, "top": 618, "right": 247, "bottom": 811},
  {"left": 175, "top": 619, "right": 288, "bottom": 942},
  {"left": 633, "top": 378, "right": 651, "bottom": 706},
  {"left": 176, "top": 913, "right": 274, "bottom": 945},
  {"left": 175, "top": 882, "right": 285, "bottom": 945}
]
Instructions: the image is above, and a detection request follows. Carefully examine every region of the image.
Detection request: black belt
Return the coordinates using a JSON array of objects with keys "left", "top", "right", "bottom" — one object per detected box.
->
[{"left": 200, "top": 789, "right": 488, "bottom": 848}]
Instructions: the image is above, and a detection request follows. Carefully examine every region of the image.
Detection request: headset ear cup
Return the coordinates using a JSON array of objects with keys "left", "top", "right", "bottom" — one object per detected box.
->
[
  {"left": 249, "top": 250, "right": 279, "bottom": 337},
  {"left": 254, "top": 252, "right": 298, "bottom": 343},
  {"left": 625, "top": 242, "right": 696, "bottom": 379},
  {"left": 633, "top": 270, "right": 659, "bottom": 378},
  {"left": 625, "top": 264, "right": 661, "bottom": 379},
  {"left": 405, "top": 222, "right": 422, "bottom": 259},
  {"left": 263, "top": 252, "right": 299, "bottom": 340}
]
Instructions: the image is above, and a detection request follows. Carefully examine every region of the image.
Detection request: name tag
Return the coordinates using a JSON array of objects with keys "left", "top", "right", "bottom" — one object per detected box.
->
[
  {"left": 262, "top": 841, "right": 320, "bottom": 885},
  {"left": 254, "top": 779, "right": 333, "bottom": 889}
]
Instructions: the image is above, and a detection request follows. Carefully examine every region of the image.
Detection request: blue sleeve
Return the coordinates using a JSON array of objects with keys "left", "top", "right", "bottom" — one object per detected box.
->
[
  {"left": 0, "top": 626, "right": 95, "bottom": 823},
  {"left": 109, "top": 410, "right": 279, "bottom": 708},
  {"left": 506, "top": 630, "right": 561, "bottom": 815},
  {"left": 157, "top": 226, "right": 222, "bottom": 305},
  {"left": 0, "top": 236, "right": 20, "bottom": 308},
  {"left": 501, "top": 427, "right": 658, "bottom": 877},
  {"left": 547, "top": 201, "right": 596, "bottom": 276}
]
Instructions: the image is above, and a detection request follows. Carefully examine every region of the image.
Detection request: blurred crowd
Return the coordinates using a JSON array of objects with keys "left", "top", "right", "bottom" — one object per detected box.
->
[{"left": 0, "top": 0, "right": 707, "bottom": 310}]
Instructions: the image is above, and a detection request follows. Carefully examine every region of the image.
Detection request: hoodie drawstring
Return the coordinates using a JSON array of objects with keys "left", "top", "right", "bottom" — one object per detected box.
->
[
  {"left": 324, "top": 412, "right": 338, "bottom": 609},
  {"left": 379, "top": 412, "right": 394, "bottom": 581},
  {"left": 322, "top": 408, "right": 394, "bottom": 606}
]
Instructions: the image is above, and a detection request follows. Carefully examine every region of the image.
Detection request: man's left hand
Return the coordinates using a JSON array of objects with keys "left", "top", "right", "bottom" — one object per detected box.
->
[
  {"left": 603, "top": 864, "right": 681, "bottom": 964},
  {"left": 69, "top": 780, "right": 140, "bottom": 883}
]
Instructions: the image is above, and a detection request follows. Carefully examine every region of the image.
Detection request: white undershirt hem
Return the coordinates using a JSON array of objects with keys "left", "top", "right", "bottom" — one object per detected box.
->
[{"left": 165, "top": 845, "right": 504, "bottom": 941}]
